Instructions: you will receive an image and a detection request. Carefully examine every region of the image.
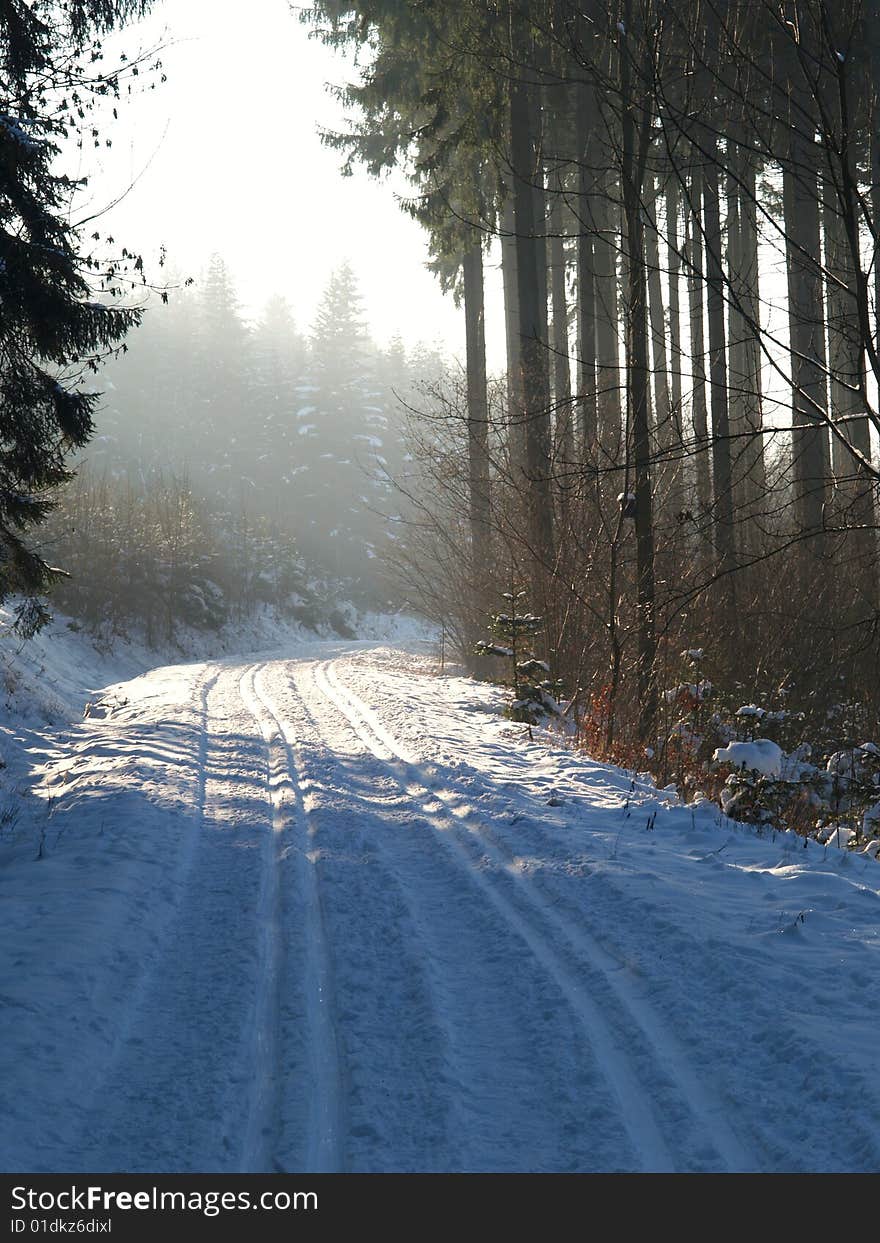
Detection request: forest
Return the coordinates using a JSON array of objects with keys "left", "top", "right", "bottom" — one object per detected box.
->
[
  {"left": 2, "top": 0, "right": 880, "bottom": 1187},
  {"left": 293, "top": 0, "right": 880, "bottom": 842},
  {"left": 4, "top": 0, "right": 880, "bottom": 842},
  {"left": 40, "top": 258, "right": 447, "bottom": 641}
]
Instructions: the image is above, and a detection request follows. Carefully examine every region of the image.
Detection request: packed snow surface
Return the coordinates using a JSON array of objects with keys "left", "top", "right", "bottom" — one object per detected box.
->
[{"left": 1, "top": 630, "right": 879, "bottom": 1173}]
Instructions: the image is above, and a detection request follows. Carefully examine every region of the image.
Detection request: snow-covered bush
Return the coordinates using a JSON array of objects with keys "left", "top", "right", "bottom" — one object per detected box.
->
[
  {"left": 712, "top": 735, "right": 880, "bottom": 850},
  {"left": 714, "top": 738, "right": 785, "bottom": 778}
]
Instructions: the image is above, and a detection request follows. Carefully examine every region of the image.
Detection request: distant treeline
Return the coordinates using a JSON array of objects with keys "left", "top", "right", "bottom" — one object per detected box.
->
[
  {"left": 82, "top": 257, "right": 448, "bottom": 585},
  {"left": 39, "top": 469, "right": 358, "bottom": 646}
]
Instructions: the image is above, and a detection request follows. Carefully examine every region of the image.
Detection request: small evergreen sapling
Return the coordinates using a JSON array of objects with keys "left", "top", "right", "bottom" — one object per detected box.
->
[{"left": 475, "top": 588, "right": 563, "bottom": 725}]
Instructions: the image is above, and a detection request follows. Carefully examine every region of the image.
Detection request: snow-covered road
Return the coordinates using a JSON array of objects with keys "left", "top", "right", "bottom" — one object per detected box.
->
[{"left": 2, "top": 642, "right": 879, "bottom": 1172}]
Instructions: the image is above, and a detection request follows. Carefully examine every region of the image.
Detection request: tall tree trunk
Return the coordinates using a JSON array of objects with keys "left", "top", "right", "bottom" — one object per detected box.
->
[
  {"left": 645, "top": 175, "right": 671, "bottom": 446},
  {"left": 738, "top": 153, "right": 766, "bottom": 533},
  {"left": 463, "top": 243, "right": 491, "bottom": 549},
  {"left": 575, "top": 76, "right": 597, "bottom": 460},
  {"left": 620, "top": 0, "right": 657, "bottom": 739},
  {"left": 783, "top": 119, "right": 830, "bottom": 560},
  {"left": 726, "top": 140, "right": 765, "bottom": 560},
  {"left": 549, "top": 184, "right": 573, "bottom": 478},
  {"left": 823, "top": 143, "right": 877, "bottom": 599},
  {"left": 645, "top": 172, "right": 675, "bottom": 550},
  {"left": 870, "top": 0, "right": 880, "bottom": 350},
  {"left": 593, "top": 168, "right": 622, "bottom": 464},
  {"left": 666, "top": 177, "right": 683, "bottom": 423},
  {"left": 687, "top": 159, "right": 711, "bottom": 524},
  {"left": 725, "top": 149, "right": 747, "bottom": 525},
  {"left": 665, "top": 175, "right": 686, "bottom": 542},
  {"left": 703, "top": 143, "right": 736, "bottom": 599},
  {"left": 510, "top": 19, "right": 554, "bottom": 584},
  {"left": 501, "top": 193, "right": 527, "bottom": 477}
]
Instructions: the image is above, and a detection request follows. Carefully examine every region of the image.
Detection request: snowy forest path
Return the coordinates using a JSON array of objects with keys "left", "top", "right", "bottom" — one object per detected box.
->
[
  {"left": 300, "top": 656, "right": 755, "bottom": 1173},
  {"left": 50, "top": 659, "right": 318, "bottom": 1173},
  {"left": 238, "top": 664, "right": 344, "bottom": 1173},
  {"left": 5, "top": 640, "right": 879, "bottom": 1174}
]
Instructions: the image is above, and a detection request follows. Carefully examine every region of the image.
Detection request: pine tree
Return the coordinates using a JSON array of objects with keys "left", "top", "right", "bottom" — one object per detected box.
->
[{"left": 0, "top": 1, "right": 154, "bottom": 626}]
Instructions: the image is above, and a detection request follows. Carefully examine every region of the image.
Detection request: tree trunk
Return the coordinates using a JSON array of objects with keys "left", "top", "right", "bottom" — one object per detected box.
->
[
  {"left": 726, "top": 142, "right": 765, "bottom": 560},
  {"left": 463, "top": 243, "right": 491, "bottom": 547},
  {"left": 783, "top": 120, "right": 830, "bottom": 560},
  {"left": 509, "top": 19, "right": 554, "bottom": 581},
  {"left": 575, "top": 76, "right": 597, "bottom": 460},
  {"left": 823, "top": 152, "right": 877, "bottom": 597},
  {"left": 619, "top": 0, "right": 657, "bottom": 739},
  {"left": 738, "top": 154, "right": 766, "bottom": 532},
  {"left": 665, "top": 174, "right": 686, "bottom": 543},
  {"left": 687, "top": 159, "right": 711, "bottom": 524},
  {"left": 666, "top": 177, "right": 683, "bottom": 423},
  {"left": 593, "top": 168, "right": 622, "bottom": 464},
  {"left": 645, "top": 175, "right": 671, "bottom": 447},
  {"left": 645, "top": 172, "right": 676, "bottom": 549},
  {"left": 549, "top": 186, "right": 573, "bottom": 476},
  {"left": 501, "top": 193, "right": 526, "bottom": 477},
  {"left": 703, "top": 144, "right": 736, "bottom": 598},
  {"left": 870, "top": 0, "right": 880, "bottom": 349}
]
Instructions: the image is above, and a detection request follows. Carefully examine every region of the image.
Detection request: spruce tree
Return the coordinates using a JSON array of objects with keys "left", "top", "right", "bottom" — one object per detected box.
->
[
  {"left": 0, "top": 1, "right": 154, "bottom": 628},
  {"left": 307, "top": 262, "right": 380, "bottom": 576},
  {"left": 251, "top": 294, "right": 305, "bottom": 494},
  {"left": 194, "top": 254, "right": 252, "bottom": 479}
]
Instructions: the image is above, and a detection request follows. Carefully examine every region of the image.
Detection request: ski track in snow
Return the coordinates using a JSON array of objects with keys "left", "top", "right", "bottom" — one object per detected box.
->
[
  {"left": 307, "top": 660, "right": 673, "bottom": 1169},
  {"left": 235, "top": 665, "right": 284, "bottom": 1172},
  {"left": 320, "top": 661, "right": 755, "bottom": 1171},
  {"left": 308, "top": 659, "right": 751, "bottom": 1173},
  {"left": 63, "top": 662, "right": 288, "bottom": 1173},
  {"left": 280, "top": 666, "right": 620, "bottom": 1171},
  {"left": 3, "top": 639, "right": 879, "bottom": 1173},
  {"left": 239, "top": 665, "right": 344, "bottom": 1173},
  {"left": 332, "top": 648, "right": 880, "bottom": 1172}
]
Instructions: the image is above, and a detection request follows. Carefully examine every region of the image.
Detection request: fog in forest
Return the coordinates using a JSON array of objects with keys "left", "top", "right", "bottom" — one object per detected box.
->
[
  {"left": 5, "top": 0, "right": 880, "bottom": 1185},
  {"left": 44, "top": 257, "right": 452, "bottom": 640},
  {"left": 5, "top": 0, "right": 880, "bottom": 814}
]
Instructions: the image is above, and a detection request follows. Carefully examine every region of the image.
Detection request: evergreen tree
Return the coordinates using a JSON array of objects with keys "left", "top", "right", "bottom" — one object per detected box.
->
[
  {"left": 0, "top": 0, "right": 154, "bottom": 626},
  {"left": 193, "top": 254, "right": 252, "bottom": 484},
  {"left": 306, "top": 262, "right": 380, "bottom": 574},
  {"left": 96, "top": 277, "right": 198, "bottom": 477},
  {"left": 250, "top": 294, "right": 306, "bottom": 495}
]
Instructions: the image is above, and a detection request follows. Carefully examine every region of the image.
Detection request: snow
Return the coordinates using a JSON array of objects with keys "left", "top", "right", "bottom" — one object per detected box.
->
[
  {"left": 0, "top": 114, "right": 40, "bottom": 150},
  {"left": 0, "top": 619, "right": 878, "bottom": 1173},
  {"left": 713, "top": 738, "right": 785, "bottom": 778}
]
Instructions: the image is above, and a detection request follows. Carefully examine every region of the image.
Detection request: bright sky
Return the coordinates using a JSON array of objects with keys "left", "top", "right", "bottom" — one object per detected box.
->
[{"left": 85, "top": 0, "right": 505, "bottom": 365}]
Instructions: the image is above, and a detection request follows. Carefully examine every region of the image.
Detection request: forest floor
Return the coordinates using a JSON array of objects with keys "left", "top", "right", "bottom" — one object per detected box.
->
[{"left": 1, "top": 625, "right": 879, "bottom": 1172}]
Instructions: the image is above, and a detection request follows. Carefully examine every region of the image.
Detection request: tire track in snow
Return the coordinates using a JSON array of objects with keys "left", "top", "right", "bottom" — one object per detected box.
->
[
  {"left": 323, "top": 657, "right": 758, "bottom": 1172},
  {"left": 239, "top": 664, "right": 344, "bottom": 1173},
  {"left": 311, "top": 659, "right": 675, "bottom": 1173},
  {"left": 273, "top": 665, "right": 602, "bottom": 1171},
  {"left": 235, "top": 665, "right": 284, "bottom": 1172},
  {"left": 255, "top": 664, "right": 474, "bottom": 1170},
  {"left": 48, "top": 661, "right": 240, "bottom": 1170},
  {"left": 85, "top": 661, "right": 223, "bottom": 1075}
]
